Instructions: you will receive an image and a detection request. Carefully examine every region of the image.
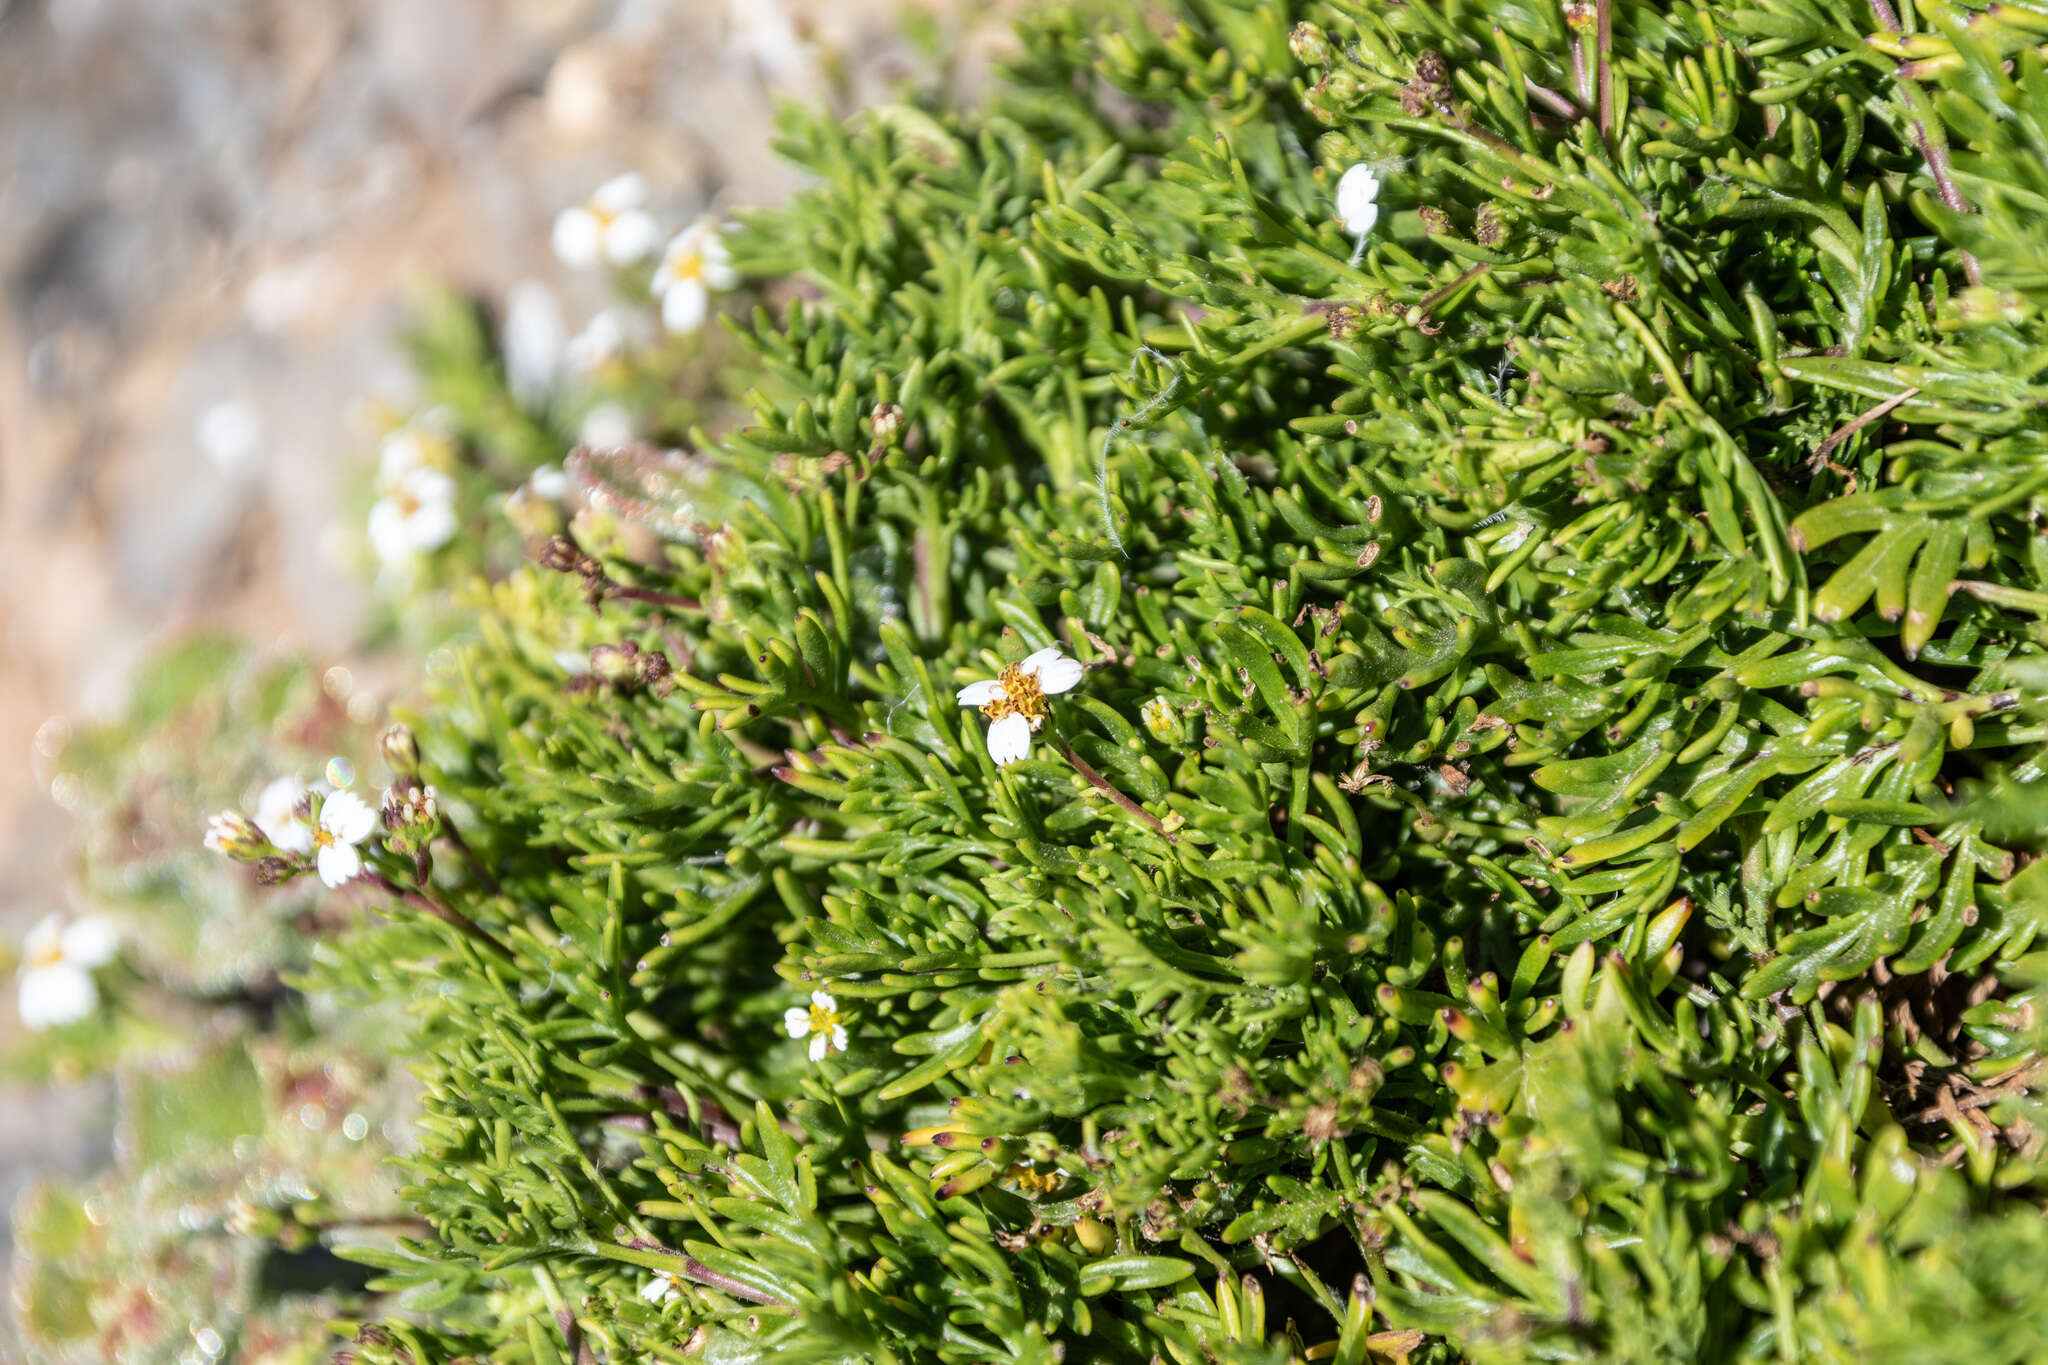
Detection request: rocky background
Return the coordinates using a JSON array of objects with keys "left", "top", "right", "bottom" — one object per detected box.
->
[{"left": 0, "top": 0, "right": 1013, "bottom": 1280}]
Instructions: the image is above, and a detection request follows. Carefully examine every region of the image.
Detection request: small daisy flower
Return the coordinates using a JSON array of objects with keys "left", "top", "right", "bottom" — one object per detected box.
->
[
  {"left": 955, "top": 647, "right": 1085, "bottom": 766},
  {"left": 306, "top": 789, "right": 379, "bottom": 888},
  {"left": 368, "top": 466, "right": 459, "bottom": 566},
  {"left": 1336, "top": 163, "right": 1382, "bottom": 236},
  {"left": 16, "top": 913, "right": 119, "bottom": 1031},
  {"left": 783, "top": 989, "right": 848, "bottom": 1061},
  {"left": 552, "top": 173, "right": 660, "bottom": 271},
  {"left": 652, "top": 224, "right": 738, "bottom": 335},
  {"left": 640, "top": 1272, "right": 681, "bottom": 1305}
]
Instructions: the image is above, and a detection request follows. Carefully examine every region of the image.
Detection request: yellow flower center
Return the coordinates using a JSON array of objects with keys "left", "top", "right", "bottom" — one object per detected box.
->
[
  {"left": 981, "top": 664, "right": 1048, "bottom": 730},
  {"left": 667, "top": 251, "right": 704, "bottom": 285},
  {"left": 1001, "top": 1163, "right": 1064, "bottom": 1196},
  {"left": 313, "top": 828, "right": 335, "bottom": 849},
  {"left": 28, "top": 939, "right": 64, "bottom": 969},
  {"left": 808, "top": 1002, "right": 842, "bottom": 1035}
]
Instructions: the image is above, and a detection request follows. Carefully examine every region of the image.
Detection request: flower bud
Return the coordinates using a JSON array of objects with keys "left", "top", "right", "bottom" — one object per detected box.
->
[
  {"left": 871, "top": 403, "right": 905, "bottom": 445},
  {"left": 590, "top": 641, "right": 641, "bottom": 684},
  {"left": 204, "top": 810, "right": 267, "bottom": 860},
  {"left": 1289, "top": 21, "right": 1332, "bottom": 66},
  {"left": 1141, "top": 696, "right": 1185, "bottom": 743},
  {"left": 536, "top": 536, "right": 585, "bottom": 573},
  {"left": 380, "top": 723, "right": 420, "bottom": 777}
]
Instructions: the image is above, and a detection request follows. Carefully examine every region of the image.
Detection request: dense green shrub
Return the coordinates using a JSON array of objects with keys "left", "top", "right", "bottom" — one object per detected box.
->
[{"left": 20, "top": 0, "right": 2048, "bottom": 1361}]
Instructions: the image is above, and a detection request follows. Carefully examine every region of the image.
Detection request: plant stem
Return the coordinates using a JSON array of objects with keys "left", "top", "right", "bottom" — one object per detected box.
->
[
  {"left": 1055, "top": 742, "right": 1176, "bottom": 842},
  {"left": 366, "top": 873, "right": 513, "bottom": 959},
  {"left": 1595, "top": 0, "right": 1614, "bottom": 139},
  {"left": 438, "top": 819, "right": 504, "bottom": 898}
]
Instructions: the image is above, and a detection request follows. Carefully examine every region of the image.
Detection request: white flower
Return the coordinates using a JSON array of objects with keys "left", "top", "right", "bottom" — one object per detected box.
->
[
  {"left": 502, "top": 279, "right": 566, "bottom": 408},
  {"left": 16, "top": 913, "right": 119, "bottom": 1031},
  {"left": 639, "top": 1273, "right": 681, "bottom": 1305},
  {"left": 652, "top": 224, "right": 738, "bottom": 334},
  {"left": 529, "top": 464, "right": 572, "bottom": 501},
  {"left": 578, "top": 402, "right": 636, "bottom": 449},
  {"left": 782, "top": 989, "right": 848, "bottom": 1062},
  {"left": 954, "top": 647, "right": 1085, "bottom": 766},
  {"left": 1336, "top": 163, "right": 1381, "bottom": 236},
  {"left": 552, "top": 173, "right": 660, "bottom": 271},
  {"left": 368, "top": 466, "right": 459, "bottom": 566},
  {"left": 255, "top": 775, "right": 314, "bottom": 854},
  {"left": 307, "top": 789, "right": 379, "bottom": 888},
  {"left": 564, "top": 309, "right": 629, "bottom": 374}
]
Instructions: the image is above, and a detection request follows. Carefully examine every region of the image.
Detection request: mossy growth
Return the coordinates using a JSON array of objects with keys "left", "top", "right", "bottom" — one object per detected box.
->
[{"left": 22, "top": 1, "right": 2048, "bottom": 1362}]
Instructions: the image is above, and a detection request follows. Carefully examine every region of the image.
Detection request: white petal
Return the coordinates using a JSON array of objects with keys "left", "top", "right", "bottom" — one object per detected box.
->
[
  {"left": 502, "top": 279, "right": 565, "bottom": 405},
  {"left": 1336, "top": 163, "right": 1381, "bottom": 235},
  {"left": 811, "top": 989, "right": 836, "bottom": 1011},
  {"left": 701, "top": 258, "right": 739, "bottom": 293},
  {"left": 591, "top": 172, "right": 647, "bottom": 214},
  {"left": 986, "top": 712, "right": 1033, "bottom": 766},
  {"left": 639, "top": 1274, "right": 679, "bottom": 1304},
  {"left": 22, "top": 914, "right": 64, "bottom": 962},
  {"left": 60, "top": 917, "right": 119, "bottom": 968},
  {"left": 660, "top": 279, "right": 709, "bottom": 334},
  {"left": 530, "top": 464, "right": 571, "bottom": 500},
  {"left": 322, "top": 790, "right": 379, "bottom": 845},
  {"left": 1021, "top": 648, "right": 1084, "bottom": 695},
  {"left": 368, "top": 500, "right": 413, "bottom": 565},
  {"left": 378, "top": 432, "right": 426, "bottom": 483},
  {"left": 784, "top": 1006, "right": 811, "bottom": 1038},
  {"left": 256, "top": 776, "right": 307, "bottom": 828},
  {"left": 956, "top": 678, "right": 1005, "bottom": 706},
  {"left": 603, "top": 210, "right": 660, "bottom": 265},
  {"left": 19, "top": 964, "right": 97, "bottom": 1030},
  {"left": 829, "top": 1024, "right": 848, "bottom": 1054},
  {"left": 809, "top": 1032, "right": 829, "bottom": 1062},
  {"left": 316, "top": 842, "right": 363, "bottom": 889},
  {"left": 404, "top": 500, "right": 459, "bottom": 553},
  {"left": 552, "top": 207, "right": 603, "bottom": 271}
]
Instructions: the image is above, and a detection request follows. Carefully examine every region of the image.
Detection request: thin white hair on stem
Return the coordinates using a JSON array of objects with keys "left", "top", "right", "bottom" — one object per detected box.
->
[
  {"left": 1097, "top": 346, "right": 1182, "bottom": 558},
  {"left": 1349, "top": 230, "right": 1369, "bottom": 267}
]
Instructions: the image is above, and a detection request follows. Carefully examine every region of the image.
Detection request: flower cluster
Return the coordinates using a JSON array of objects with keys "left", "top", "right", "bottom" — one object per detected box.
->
[
  {"left": 551, "top": 173, "right": 739, "bottom": 336},
  {"left": 204, "top": 768, "right": 379, "bottom": 888}
]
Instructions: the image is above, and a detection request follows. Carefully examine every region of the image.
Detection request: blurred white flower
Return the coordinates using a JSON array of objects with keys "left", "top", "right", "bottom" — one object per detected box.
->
[
  {"left": 726, "top": 0, "right": 818, "bottom": 88},
  {"left": 529, "top": 464, "right": 572, "bottom": 501},
  {"left": 639, "top": 1273, "right": 681, "bottom": 1305},
  {"left": 564, "top": 309, "right": 630, "bottom": 375},
  {"left": 553, "top": 173, "right": 660, "bottom": 270},
  {"left": 369, "top": 467, "right": 459, "bottom": 566},
  {"left": 197, "top": 399, "right": 262, "bottom": 476},
  {"left": 255, "top": 775, "right": 314, "bottom": 854},
  {"left": 16, "top": 913, "right": 119, "bottom": 1031},
  {"left": 652, "top": 224, "right": 738, "bottom": 334},
  {"left": 783, "top": 989, "right": 848, "bottom": 1061},
  {"left": 502, "top": 280, "right": 567, "bottom": 408},
  {"left": 308, "top": 790, "right": 379, "bottom": 888},
  {"left": 578, "top": 402, "right": 636, "bottom": 449}
]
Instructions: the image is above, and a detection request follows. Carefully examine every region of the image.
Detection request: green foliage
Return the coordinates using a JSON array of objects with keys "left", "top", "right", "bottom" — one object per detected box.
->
[{"left": 20, "top": 0, "right": 2048, "bottom": 1361}]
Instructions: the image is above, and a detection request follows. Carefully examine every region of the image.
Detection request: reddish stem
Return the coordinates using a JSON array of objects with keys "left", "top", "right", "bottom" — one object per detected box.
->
[{"left": 1055, "top": 742, "right": 1176, "bottom": 842}]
